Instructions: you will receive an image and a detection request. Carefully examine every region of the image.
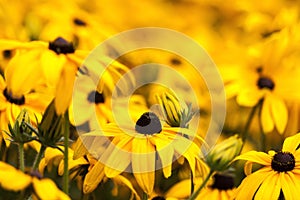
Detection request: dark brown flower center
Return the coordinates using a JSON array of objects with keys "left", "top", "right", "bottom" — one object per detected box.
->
[
  {"left": 3, "top": 88, "right": 25, "bottom": 105},
  {"left": 87, "top": 91, "right": 105, "bottom": 104},
  {"left": 271, "top": 152, "right": 295, "bottom": 172},
  {"left": 48, "top": 37, "right": 75, "bottom": 54},
  {"left": 135, "top": 112, "right": 162, "bottom": 135},
  {"left": 73, "top": 18, "right": 87, "bottom": 26},
  {"left": 257, "top": 77, "right": 275, "bottom": 90},
  {"left": 210, "top": 173, "right": 235, "bottom": 190},
  {"left": 2, "top": 50, "right": 12, "bottom": 59}
]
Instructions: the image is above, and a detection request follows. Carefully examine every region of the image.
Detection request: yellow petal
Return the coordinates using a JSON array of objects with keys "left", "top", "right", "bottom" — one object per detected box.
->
[
  {"left": 165, "top": 179, "right": 190, "bottom": 199},
  {"left": 103, "top": 136, "right": 132, "bottom": 177},
  {"left": 261, "top": 97, "right": 274, "bottom": 133},
  {"left": 55, "top": 61, "right": 77, "bottom": 115},
  {"left": 237, "top": 89, "right": 262, "bottom": 107},
  {"left": 254, "top": 171, "right": 280, "bottom": 200},
  {"left": 40, "top": 51, "right": 65, "bottom": 87},
  {"left": 235, "top": 168, "right": 271, "bottom": 200},
  {"left": 0, "top": 162, "right": 32, "bottom": 191},
  {"left": 235, "top": 151, "right": 271, "bottom": 166},
  {"left": 83, "top": 161, "right": 105, "bottom": 193},
  {"left": 132, "top": 137, "right": 155, "bottom": 194},
  {"left": 270, "top": 95, "right": 288, "bottom": 134},
  {"left": 150, "top": 134, "right": 174, "bottom": 178},
  {"left": 33, "top": 178, "right": 70, "bottom": 200},
  {"left": 113, "top": 175, "right": 141, "bottom": 200},
  {"left": 282, "top": 133, "right": 300, "bottom": 152},
  {"left": 5, "top": 50, "right": 43, "bottom": 97},
  {"left": 280, "top": 172, "right": 300, "bottom": 200}
]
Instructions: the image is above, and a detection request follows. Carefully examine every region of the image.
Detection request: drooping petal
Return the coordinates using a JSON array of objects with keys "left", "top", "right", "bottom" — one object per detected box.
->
[
  {"left": 83, "top": 161, "right": 105, "bottom": 193},
  {"left": 103, "top": 136, "right": 132, "bottom": 178},
  {"left": 150, "top": 134, "right": 174, "bottom": 178},
  {"left": 261, "top": 96, "right": 274, "bottom": 133},
  {"left": 132, "top": 137, "right": 156, "bottom": 194},
  {"left": 270, "top": 94, "right": 288, "bottom": 134}
]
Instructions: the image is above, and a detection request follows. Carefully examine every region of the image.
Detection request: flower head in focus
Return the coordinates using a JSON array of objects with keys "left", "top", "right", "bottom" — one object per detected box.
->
[
  {"left": 234, "top": 132, "right": 300, "bottom": 199},
  {"left": 80, "top": 110, "right": 207, "bottom": 195}
]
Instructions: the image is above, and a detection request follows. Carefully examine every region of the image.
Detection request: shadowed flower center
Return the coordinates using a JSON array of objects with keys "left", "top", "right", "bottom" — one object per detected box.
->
[
  {"left": 257, "top": 77, "right": 275, "bottom": 90},
  {"left": 271, "top": 152, "right": 295, "bottom": 172},
  {"left": 210, "top": 173, "right": 235, "bottom": 190},
  {"left": 3, "top": 88, "right": 25, "bottom": 105},
  {"left": 2, "top": 50, "right": 12, "bottom": 59},
  {"left": 135, "top": 112, "right": 162, "bottom": 135},
  {"left": 73, "top": 18, "right": 87, "bottom": 26},
  {"left": 87, "top": 91, "right": 105, "bottom": 104},
  {"left": 48, "top": 37, "right": 75, "bottom": 54}
]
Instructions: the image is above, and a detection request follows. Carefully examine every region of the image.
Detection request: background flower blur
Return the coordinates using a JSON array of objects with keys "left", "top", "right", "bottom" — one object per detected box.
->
[{"left": 1, "top": 0, "right": 300, "bottom": 200}]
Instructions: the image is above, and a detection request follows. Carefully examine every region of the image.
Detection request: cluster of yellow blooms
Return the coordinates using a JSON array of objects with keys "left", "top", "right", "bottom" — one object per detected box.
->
[{"left": 1, "top": 0, "right": 300, "bottom": 200}]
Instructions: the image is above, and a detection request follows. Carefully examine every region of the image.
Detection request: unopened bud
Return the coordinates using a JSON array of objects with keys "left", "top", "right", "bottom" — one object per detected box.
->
[{"left": 206, "top": 135, "right": 243, "bottom": 171}]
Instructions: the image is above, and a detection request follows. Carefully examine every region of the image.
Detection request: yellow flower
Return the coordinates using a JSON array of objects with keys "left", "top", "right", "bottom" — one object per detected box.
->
[
  {"left": 70, "top": 58, "right": 135, "bottom": 129},
  {"left": 0, "top": 38, "right": 89, "bottom": 115},
  {"left": 30, "top": 0, "right": 115, "bottom": 50},
  {"left": 221, "top": 25, "right": 300, "bottom": 134},
  {"left": 81, "top": 111, "right": 206, "bottom": 195},
  {"left": 234, "top": 132, "right": 300, "bottom": 199},
  {"left": 0, "top": 161, "right": 70, "bottom": 200},
  {"left": 164, "top": 172, "right": 236, "bottom": 200},
  {"left": 0, "top": 74, "right": 52, "bottom": 146}
]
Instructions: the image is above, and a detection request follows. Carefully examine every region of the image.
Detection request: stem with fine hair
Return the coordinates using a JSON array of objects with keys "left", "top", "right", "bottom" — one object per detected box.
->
[
  {"left": 18, "top": 144, "right": 25, "bottom": 171},
  {"left": 63, "top": 111, "right": 70, "bottom": 195},
  {"left": 32, "top": 145, "right": 46, "bottom": 171},
  {"left": 188, "top": 169, "right": 214, "bottom": 200},
  {"left": 240, "top": 99, "right": 264, "bottom": 150}
]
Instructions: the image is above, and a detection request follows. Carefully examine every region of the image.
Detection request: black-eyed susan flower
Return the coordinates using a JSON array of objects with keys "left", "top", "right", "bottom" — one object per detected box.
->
[
  {"left": 234, "top": 132, "right": 300, "bottom": 199},
  {"left": 0, "top": 73, "right": 52, "bottom": 146},
  {"left": 0, "top": 161, "right": 70, "bottom": 200},
  {"left": 71, "top": 58, "right": 135, "bottom": 130},
  {"left": 221, "top": 24, "right": 300, "bottom": 134},
  {"left": 164, "top": 172, "right": 236, "bottom": 200},
  {"left": 80, "top": 110, "right": 207, "bottom": 195}
]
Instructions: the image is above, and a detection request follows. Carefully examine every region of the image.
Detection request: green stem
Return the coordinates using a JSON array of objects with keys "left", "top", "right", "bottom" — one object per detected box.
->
[
  {"left": 188, "top": 170, "right": 214, "bottom": 200},
  {"left": 240, "top": 99, "right": 264, "bottom": 151},
  {"left": 63, "top": 112, "right": 70, "bottom": 195},
  {"left": 32, "top": 145, "right": 46, "bottom": 171},
  {"left": 142, "top": 192, "right": 148, "bottom": 200},
  {"left": 18, "top": 144, "right": 25, "bottom": 172}
]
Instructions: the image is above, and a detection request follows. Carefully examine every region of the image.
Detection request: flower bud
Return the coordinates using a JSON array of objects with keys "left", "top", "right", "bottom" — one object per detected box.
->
[
  {"left": 206, "top": 135, "right": 243, "bottom": 171},
  {"left": 38, "top": 100, "right": 66, "bottom": 148},
  {"left": 7, "top": 109, "right": 34, "bottom": 144},
  {"left": 156, "top": 91, "right": 196, "bottom": 128}
]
